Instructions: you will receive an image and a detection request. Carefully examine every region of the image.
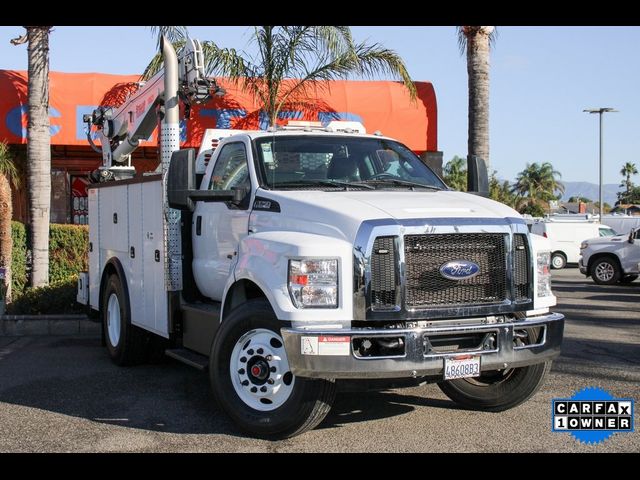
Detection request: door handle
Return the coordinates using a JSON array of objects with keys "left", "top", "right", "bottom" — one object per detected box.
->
[{"left": 196, "top": 215, "right": 202, "bottom": 236}]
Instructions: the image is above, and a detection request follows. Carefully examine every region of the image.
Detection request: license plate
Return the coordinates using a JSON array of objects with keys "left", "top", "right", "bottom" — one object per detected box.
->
[{"left": 444, "top": 355, "right": 481, "bottom": 380}]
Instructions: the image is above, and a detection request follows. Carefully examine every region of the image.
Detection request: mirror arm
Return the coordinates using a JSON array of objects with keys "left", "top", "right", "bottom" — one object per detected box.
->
[{"left": 188, "top": 190, "right": 235, "bottom": 202}]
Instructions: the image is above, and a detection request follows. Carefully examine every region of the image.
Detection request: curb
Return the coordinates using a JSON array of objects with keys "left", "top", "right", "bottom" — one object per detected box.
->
[{"left": 0, "top": 314, "right": 101, "bottom": 337}]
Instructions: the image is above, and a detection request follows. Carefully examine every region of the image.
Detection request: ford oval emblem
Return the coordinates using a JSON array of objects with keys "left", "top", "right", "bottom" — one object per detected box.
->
[{"left": 439, "top": 260, "right": 480, "bottom": 281}]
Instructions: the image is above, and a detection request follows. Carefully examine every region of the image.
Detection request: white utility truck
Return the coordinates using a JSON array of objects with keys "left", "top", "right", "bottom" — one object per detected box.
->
[{"left": 77, "top": 37, "right": 564, "bottom": 438}]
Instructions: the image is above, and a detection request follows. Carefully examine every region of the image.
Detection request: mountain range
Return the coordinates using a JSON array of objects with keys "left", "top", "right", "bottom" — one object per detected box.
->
[{"left": 560, "top": 182, "right": 620, "bottom": 206}]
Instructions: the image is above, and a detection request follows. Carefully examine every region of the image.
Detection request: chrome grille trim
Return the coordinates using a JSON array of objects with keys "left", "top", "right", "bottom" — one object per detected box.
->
[
  {"left": 404, "top": 233, "right": 508, "bottom": 307},
  {"left": 353, "top": 217, "right": 532, "bottom": 321}
]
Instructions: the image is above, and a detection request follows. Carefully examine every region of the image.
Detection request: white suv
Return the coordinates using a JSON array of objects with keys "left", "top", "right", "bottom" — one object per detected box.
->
[{"left": 579, "top": 227, "right": 640, "bottom": 284}]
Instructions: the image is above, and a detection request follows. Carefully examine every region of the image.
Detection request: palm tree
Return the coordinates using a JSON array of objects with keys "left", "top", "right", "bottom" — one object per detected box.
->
[
  {"left": 0, "top": 142, "right": 20, "bottom": 303},
  {"left": 145, "top": 26, "right": 417, "bottom": 128},
  {"left": 11, "top": 26, "right": 52, "bottom": 288},
  {"left": 443, "top": 155, "right": 467, "bottom": 191},
  {"left": 489, "top": 171, "right": 517, "bottom": 208},
  {"left": 512, "top": 162, "right": 565, "bottom": 213},
  {"left": 457, "top": 26, "right": 496, "bottom": 172},
  {"left": 619, "top": 161, "right": 638, "bottom": 203}
]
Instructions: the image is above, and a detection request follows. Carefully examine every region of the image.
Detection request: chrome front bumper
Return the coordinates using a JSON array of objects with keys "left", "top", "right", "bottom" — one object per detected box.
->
[{"left": 281, "top": 313, "right": 564, "bottom": 379}]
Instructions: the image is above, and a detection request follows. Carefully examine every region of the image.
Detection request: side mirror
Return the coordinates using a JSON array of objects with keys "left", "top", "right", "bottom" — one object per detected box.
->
[
  {"left": 467, "top": 155, "right": 489, "bottom": 197},
  {"left": 168, "top": 149, "right": 238, "bottom": 211},
  {"left": 629, "top": 229, "right": 637, "bottom": 244},
  {"left": 167, "top": 149, "right": 197, "bottom": 211}
]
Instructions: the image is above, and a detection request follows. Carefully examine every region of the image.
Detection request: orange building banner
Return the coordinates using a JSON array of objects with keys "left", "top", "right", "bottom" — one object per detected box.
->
[{"left": 0, "top": 70, "right": 437, "bottom": 153}]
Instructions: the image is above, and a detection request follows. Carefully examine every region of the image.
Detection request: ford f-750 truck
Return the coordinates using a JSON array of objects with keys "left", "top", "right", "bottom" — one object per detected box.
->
[{"left": 77, "top": 36, "right": 564, "bottom": 438}]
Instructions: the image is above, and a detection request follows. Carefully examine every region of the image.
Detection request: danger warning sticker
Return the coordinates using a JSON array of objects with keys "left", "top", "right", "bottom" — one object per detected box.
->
[{"left": 301, "top": 336, "right": 350, "bottom": 356}]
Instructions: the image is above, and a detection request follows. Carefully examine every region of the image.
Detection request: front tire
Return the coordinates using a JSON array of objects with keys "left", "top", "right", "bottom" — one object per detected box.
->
[
  {"left": 437, "top": 361, "right": 552, "bottom": 412},
  {"left": 101, "top": 273, "right": 146, "bottom": 366},
  {"left": 210, "top": 299, "right": 336, "bottom": 438},
  {"left": 591, "top": 257, "right": 621, "bottom": 285}
]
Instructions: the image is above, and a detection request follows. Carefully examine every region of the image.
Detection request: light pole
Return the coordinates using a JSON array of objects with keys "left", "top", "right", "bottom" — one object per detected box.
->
[{"left": 583, "top": 107, "right": 618, "bottom": 218}]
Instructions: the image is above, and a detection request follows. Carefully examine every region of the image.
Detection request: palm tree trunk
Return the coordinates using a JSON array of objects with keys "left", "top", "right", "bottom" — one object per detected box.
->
[
  {"left": 466, "top": 28, "right": 491, "bottom": 172},
  {"left": 0, "top": 173, "right": 11, "bottom": 303},
  {"left": 26, "top": 26, "right": 51, "bottom": 287}
]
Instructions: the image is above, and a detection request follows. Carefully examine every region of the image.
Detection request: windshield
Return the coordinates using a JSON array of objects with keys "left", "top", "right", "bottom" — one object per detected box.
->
[
  {"left": 599, "top": 227, "right": 617, "bottom": 237},
  {"left": 253, "top": 135, "right": 446, "bottom": 190}
]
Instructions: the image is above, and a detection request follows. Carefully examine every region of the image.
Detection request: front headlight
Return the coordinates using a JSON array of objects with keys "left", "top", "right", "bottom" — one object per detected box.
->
[
  {"left": 288, "top": 259, "right": 338, "bottom": 308},
  {"left": 537, "top": 251, "right": 552, "bottom": 297},
  {"left": 580, "top": 241, "right": 589, "bottom": 250}
]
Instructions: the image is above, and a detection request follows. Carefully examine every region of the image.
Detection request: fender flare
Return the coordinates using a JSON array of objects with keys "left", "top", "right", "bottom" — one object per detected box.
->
[{"left": 98, "top": 257, "right": 130, "bottom": 314}]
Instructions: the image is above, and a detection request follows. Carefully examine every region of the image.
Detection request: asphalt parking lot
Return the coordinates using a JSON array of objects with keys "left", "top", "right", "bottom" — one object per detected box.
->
[{"left": 0, "top": 268, "right": 638, "bottom": 452}]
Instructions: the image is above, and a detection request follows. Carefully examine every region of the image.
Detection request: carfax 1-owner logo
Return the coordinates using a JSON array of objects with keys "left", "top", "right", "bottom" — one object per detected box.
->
[{"left": 552, "top": 387, "right": 634, "bottom": 444}]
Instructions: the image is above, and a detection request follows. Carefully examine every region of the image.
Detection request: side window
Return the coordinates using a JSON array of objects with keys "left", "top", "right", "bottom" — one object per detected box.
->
[{"left": 209, "top": 143, "right": 250, "bottom": 191}]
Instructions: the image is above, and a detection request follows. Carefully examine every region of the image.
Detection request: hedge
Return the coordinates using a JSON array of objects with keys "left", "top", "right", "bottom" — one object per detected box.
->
[
  {"left": 7, "top": 277, "right": 84, "bottom": 315},
  {"left": 49, "top": 223, "right": 89, "bottom": 284},
  {"left": 10, "top": 221, "right": 27, "bottom": 298},
  {"left": 8, "top": 222, "right": 88, "bottom": 314}
]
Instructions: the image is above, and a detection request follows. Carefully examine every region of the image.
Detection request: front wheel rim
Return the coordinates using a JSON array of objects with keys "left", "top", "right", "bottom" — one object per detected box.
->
[
  {"left": 595, "top": 262, "right": 615, "bottom": 282},
  {"left": 106, "top": 293, "right": 121, "bottom": 347},
  {"left": 229, "top": 328, "right": 295, "bottom": 411},
  {"left": 552, "top": 256, "right": 564, "bottom": 268}
]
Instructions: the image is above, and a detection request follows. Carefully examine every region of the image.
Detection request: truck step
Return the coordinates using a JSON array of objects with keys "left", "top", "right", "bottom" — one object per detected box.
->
[{"left": 165, "top": 348, "right": 209, "bottom": 371}]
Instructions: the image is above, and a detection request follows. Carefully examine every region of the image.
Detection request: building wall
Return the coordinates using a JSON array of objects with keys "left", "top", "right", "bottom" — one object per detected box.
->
[{"left": 1, "top": 70, "right": 438, "bottom": 224}]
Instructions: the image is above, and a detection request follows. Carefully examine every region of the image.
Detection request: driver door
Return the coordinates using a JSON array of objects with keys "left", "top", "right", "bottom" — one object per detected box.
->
[
  {"left": 192, "top": 141, "right": 252, "bottom": 301},
  {"left": 627, "top": 229, "right": 640, "bottom": 272}
]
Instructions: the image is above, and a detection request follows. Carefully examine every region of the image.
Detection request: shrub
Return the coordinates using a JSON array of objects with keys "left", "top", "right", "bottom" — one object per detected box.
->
[
  {"left": 11, "top": 221, "right": 27, "bottom": 297},
  {"left": 8, "top": 222, "right": 88, "bottom": 313},
  {"left": 49, "top": 224, "right": 89, "bottom": 283},
  {"left": 6, "top": 277, "right": 84, "bottom": 315}
]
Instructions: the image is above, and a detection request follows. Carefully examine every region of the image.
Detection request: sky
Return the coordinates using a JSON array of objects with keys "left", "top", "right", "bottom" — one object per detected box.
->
[{"left": 1, "top": 25, "right": 638, "bottom": 186}]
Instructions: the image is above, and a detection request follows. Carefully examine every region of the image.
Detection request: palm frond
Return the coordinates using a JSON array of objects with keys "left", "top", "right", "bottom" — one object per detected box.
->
[
  {"left": 141, "top": 39, "right": 187, "bottom": 80},
  {"left": 0, "top": 142, "right": 20, "bottom": 189},
  {"left": 149, "top": 26, "right": 189, "bottom": 48},
  {"left": 350, "top": 42, "right": 417, "bottom": 101},
  {"left": 198, "top": 41, "right": 269, "bottom": 107},
  {"left": 309, "top": 26, "right": 354, "bottom": 55}
]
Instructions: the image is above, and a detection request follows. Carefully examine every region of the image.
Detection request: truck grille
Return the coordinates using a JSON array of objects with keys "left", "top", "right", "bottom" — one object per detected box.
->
[
  {"left": 371, "top": 236, "right": 398, "bottom": 309},
  {"left": 513, "top": 233, "right": 531, "bottom": 301},
  {"left": 404, "top": 233, "right": 508, "bottom": 308}
]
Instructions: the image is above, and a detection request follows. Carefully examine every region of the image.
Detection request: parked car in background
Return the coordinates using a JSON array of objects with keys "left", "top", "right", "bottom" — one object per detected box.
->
[
  {"left": 531, "top": 219, "right": 610, "bottom": 269},
  {"left": 579, "top": 228, "right": 640, "bottom": 284}
]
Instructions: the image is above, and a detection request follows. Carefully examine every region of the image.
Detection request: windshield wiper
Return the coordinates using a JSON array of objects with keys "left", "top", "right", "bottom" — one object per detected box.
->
[
  {"left": 362, "top": 178, "right": 443, "bottom": 190},
  {"left": 271, "top": 180, "right": 374, "bottom": 190}
]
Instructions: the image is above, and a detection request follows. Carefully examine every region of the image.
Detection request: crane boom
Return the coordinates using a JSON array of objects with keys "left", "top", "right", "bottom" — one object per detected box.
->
[{"left": 84, "top": 36, "right": 223, "bottom": 178}]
